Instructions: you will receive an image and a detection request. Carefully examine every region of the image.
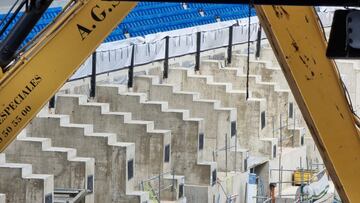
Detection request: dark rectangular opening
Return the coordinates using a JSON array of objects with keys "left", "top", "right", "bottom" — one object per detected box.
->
[
  {"left": 164, "top": 144, "right": 170, "bottom": 163},
  {"left": 289, "top": 102, "right": 294, "bottom": 118},
  {"left": 231, "top": 121, "right": 236, "bottom": 137},
  {"left": 128, "top": 159, "right": 134, "bottom": 180},
  {"left": 45, "top": 194, "right": 52, "bottom": 203},
  {"left": 179, "top": 183, "right": 184, "bottom": 198},
  {"left": 301, "top": 135, "right": 304, "bottom": 146},
  {"left": 273, "top": 145, "right": 277, "bottom": 158},
  {"left": 212, "top": 169, "right": 217, "bottom": 186},
  {"left": 244, "top": 157, "right": 248, "bottom": 171},
  {"left": 261, "top": 111, "right": 266, "bottom": 129},
  {"left": 199, "top": 133, "right": 204, "bottom": 150},
  {"left": 87, "top": 175, "right": 94, "bottom": 193}
]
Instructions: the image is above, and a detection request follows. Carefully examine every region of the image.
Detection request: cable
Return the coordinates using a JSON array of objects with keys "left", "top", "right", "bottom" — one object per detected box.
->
[{"left": 246, "top": 0, "right": 253, "bottom": 100}]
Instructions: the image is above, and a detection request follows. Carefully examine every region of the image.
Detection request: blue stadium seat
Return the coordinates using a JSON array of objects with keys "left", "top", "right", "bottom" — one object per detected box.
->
[{"left": 0, "top": 2, "right": 256, "bottom": 43}]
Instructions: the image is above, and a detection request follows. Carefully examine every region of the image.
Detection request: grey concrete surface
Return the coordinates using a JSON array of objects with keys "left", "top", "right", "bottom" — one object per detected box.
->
[
  {"left": 55, "top": 94, "right": 172, "bottom": 190},
  {"left": 199, "top": 59, "right": 305, "bottom": 148},
  {"left": 4, "top": 133, "right": 95, "bottom": 203},
  {"left": 96, "top": 85, "right": 216, "bottom": 185},
  {"left": 96, "top": 85, "right": 218, "bottom": 202},
  {"left": 133, "top": 74, "right": 247, "bottom": 172},
  {"left": 163, "top": 67, "right": 276, "bottom": 158},
  {"left": 27, "top": 115, "right": 148, "bottom": 203},
  {"left": 0, "top": 154, "right": 54, "bottom": 203}
]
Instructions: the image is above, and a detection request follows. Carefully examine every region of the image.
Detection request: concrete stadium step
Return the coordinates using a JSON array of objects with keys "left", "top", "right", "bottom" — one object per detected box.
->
[
  {"left": 55, "top": 94, "right": 171, "bottom": 178},
  {"left": 255, "top": 48, "right": 360, "bottom": 129},
  {"left": 96, "top": 85, "right": 218, "bottom": 203},
  {"left": 232, "top": 54, "right": 289, "bottom": 90},
  {"left": 258, "top": 47, "right": 280, "bottom": 67},
  {"left": 27, "top": 115, "right": 148, "bottom": 203},
  {"left": 199, "top": 59, "right": 305, "bottom": 147},
  {"left": 231, "top": 53, "right": 307, "bottom": 129},
  {"left": 165, "top": 67, "right": 276, "bottom": 159},
  {"left": 0, "top": 153, "right": 54, "bottom": 203},
  {"left": 4, "top": 130, "right": 95, "bottom": 203},
  {"left": 54, "top": 94, "right": 185, "bottom": 202},
  {"left": 133, "top": 74, "right": 248, "bottom": 172}
]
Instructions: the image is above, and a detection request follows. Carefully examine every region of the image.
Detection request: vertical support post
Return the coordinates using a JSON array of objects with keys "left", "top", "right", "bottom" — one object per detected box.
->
[
  {"left": 163, "top": 36, "right": 170, "bottom": 79},
  {"left": 255, "top": 24, "right": 262, "bottom": 58},
  {"left": 225, "top": 133, "right": 228, "bottom": 176},
  {"left": 279, "top": 114, "right": 283, "bottom": 197},
  {"left": 300, "top": 157, "right": 303, "bottom": 201},
  {"left": 293, "top": 109, "right": 296, "bottom": 147},
  {"left": 90, "top": 52, "right": 96, "bottom": 98},
  {"left": 172, "top": 169, "right": 175, "bottom": 200},
  {"left": 280, "top": 166, "right": 283, "bottom": 197},
  {"left": 158, "top": 173, "right": 161, "bottom": 202},
  {"left": 227, "top": 25, "right": 233, "bottom": 65},
  {"left": 279, "top": 114, "right": 282, "bottom": 142},
  {"left": 128, "top": 44, "right": 135, "bottom": 88},
  {"left": 49, "top": 96, "right": 55, "bottom": 109},
  {"left": 234, "top": 127, "right": 237, "bottom": 171},
  {"left": 272, "top": 116, "right": 275, "bottom": 138},
  {"left": 195, "top": 31, "right": 201, "bottom": 72}
]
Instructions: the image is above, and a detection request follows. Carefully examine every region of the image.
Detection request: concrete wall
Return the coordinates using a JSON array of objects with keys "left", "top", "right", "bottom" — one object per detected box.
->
[
  {"left": 164, "top": 67, "right": 277, "bottom": 158},
  {"left": 27, "top": 115, "right": 147, "bottom": 203},
  {"left": 96, "top": 85, "right": 216, "bottom": 185},
  {"left": 55, "top": 94, "right": 171, "bottom": 185},
  {"left": 133, "top": 75, "right": 245, "bottom": 172},
  {"left": 4, "top": 136, "right": 95, "bottom": 203},
  {"left": 0, "top": 156, "right": 54, "bottom": 203}
]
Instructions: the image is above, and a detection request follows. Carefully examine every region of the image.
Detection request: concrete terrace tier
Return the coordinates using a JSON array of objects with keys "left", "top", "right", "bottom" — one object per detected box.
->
[
  {"left": 4, "top": 130, "right": 95, "bottom": 203},
  {"left": 27, "top": 115, "right": 148, "bottom": 203},
  {"left": 55, "top": 94, "right": 186, "bottom": 202},
  {"left": 162, "top": 67, "right": 277, "bottom": 158},
  {"left": 199, "top": 59, "right": 305, "bottom": 148},
  {"left": 133, "top": 74, "right": 248, "bottom": 172},
  {"left": 0, "top": 154, "right": 54, "bottom": 203},
  {"left": 96, "top": 84, "right": 218, "bottom": 203}
]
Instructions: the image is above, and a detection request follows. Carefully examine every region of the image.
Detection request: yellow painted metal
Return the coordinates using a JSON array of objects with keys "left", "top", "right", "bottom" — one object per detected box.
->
[
  {"left": 293, "top": 170, "right": 316, "bottom": 186},
  {"left": 255, "top": 6, "right": 360, "bottom": 203},
  {"left": 0, "top": 0, "right": 137, "bottom": 152}
]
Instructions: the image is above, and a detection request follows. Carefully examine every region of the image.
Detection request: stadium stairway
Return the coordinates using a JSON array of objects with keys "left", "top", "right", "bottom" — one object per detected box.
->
[
  {"left": 4, "top": 130, "right": 95, "bottom": 203},
  {"left": 198, "top": 59, "right": 305, "bottom": 148},
  {"left": 155, "top": 67, "right": 277, "bottom": 159},
  {"left": 27, "top": 115, "right": 149, "bottom": 203},
  {"left": 0, "top": 153, "right": 54, "bottom": 203},
  {"left": 96, "top": 84, "right": 218, "bottom": 203},
  {"left": 54, "top": 94, "right": 186, "bottom": 202},
  {"left": 132, "top": 74, "right": 248, "bottom": 172},
  {"left": 231, "top": 53, "right": 308, "bottom": 134}
]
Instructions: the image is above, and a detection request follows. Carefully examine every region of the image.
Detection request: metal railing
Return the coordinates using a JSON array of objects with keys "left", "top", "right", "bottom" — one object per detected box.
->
[{"left": 139, "top": 170, "right": 176, "bottom": 202}]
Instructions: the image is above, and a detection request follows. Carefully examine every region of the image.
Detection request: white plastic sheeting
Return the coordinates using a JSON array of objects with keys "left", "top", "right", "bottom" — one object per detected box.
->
[
  {"left": 295, "top": 170, "right": 330, "bottom": 202},
  {"left": 70, "top": 12, "right": 334, "bottom": 80}
]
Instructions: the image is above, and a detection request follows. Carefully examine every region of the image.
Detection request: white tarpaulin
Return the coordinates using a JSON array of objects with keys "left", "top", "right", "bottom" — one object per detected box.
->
[{"left": 70, "top": 11, "right": 334, "bottom": 80}]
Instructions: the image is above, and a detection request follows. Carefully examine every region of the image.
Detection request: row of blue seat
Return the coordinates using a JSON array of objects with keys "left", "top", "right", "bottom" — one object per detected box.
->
[{"left": 0, "top": 2, "right": 256, "bottom": 44}]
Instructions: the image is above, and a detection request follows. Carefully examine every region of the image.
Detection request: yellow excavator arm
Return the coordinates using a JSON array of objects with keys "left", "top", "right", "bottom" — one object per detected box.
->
[
  {"left": 0, "top": 0, "right": 137, "bottom": 152},
  {"left": 255, "top": 6, "right": 360, "bottom": 203}
]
